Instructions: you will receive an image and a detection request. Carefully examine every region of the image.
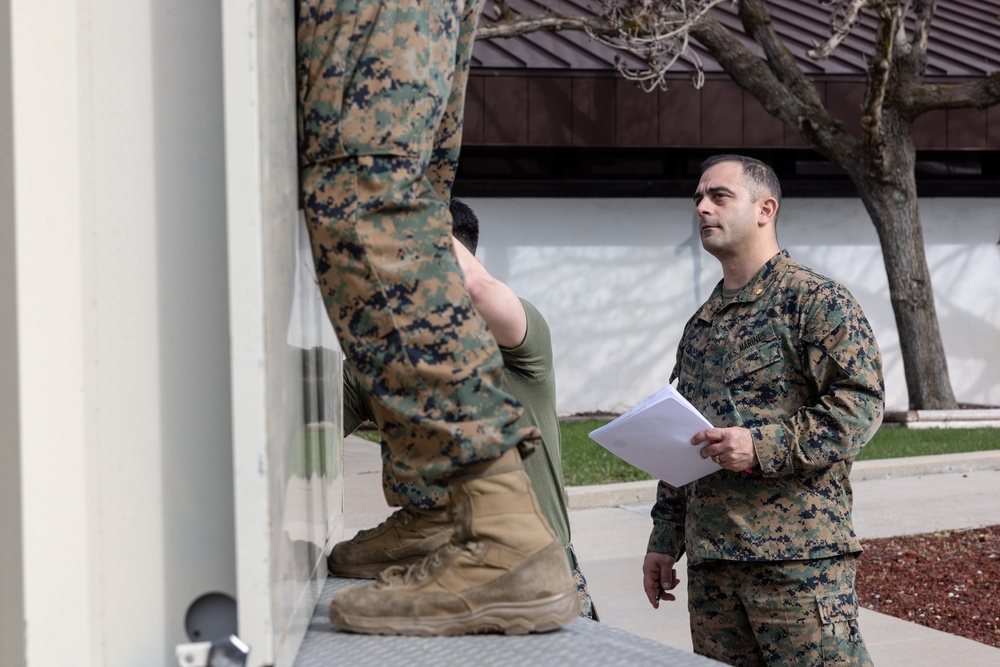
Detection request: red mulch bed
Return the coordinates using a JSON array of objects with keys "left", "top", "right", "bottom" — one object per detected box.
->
[{"left": 856, "top": 524, "right": 1000, "bottom": 647}]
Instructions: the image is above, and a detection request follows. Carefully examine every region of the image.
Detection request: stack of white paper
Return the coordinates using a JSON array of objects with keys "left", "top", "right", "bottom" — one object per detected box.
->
[{"left": 588, "top": 384, "right": 721, "bottom": 487}]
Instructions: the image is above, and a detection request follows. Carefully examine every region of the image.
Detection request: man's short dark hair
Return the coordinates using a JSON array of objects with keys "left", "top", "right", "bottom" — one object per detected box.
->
[
  {"left": 701, "top": 154, "right": 782, "bottom": 213},
  {"left": 450, "top": 198, "right": 479, "bottom": 254}
]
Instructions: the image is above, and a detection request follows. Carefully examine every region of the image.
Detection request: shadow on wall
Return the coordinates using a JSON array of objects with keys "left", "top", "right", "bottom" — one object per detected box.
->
[
  {"left": 929, "top": 244, "right": 1000, "bottom": 405},
  {"left": 514, "top": 245, "right": 686, "bottom": 413},
  {"left": 466, "top": 197, "right": 1000, "bottom": 414},
  {"left": 795, "top": 241, "right": 1000, "bottom": 410},
  {"left": 473, "top": 201, "right": 713, "bottom": 415}
]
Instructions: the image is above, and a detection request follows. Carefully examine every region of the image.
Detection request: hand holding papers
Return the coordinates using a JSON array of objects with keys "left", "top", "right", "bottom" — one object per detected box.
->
[{"left": 588, "top": 384, "right": 721, "bottom": 487}]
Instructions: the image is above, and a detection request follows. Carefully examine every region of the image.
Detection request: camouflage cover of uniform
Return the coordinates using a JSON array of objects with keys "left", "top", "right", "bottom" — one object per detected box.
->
[
  {"left": 648, "top": 251, "right": 884, "bottom": 562},
  {"left": 297, "top": 0, "right": 538, "bottom": 506},
  {"left": 648, "top": 250, "right": 883, "bottom": 665}
]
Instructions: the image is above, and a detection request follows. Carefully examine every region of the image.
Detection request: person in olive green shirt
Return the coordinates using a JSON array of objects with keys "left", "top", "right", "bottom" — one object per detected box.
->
[
  {"left": 643, "top": 155, "right": 883, "bottom": 665},
  {"left": 333, "top": 198, "right": 597, "bottom": 619}
]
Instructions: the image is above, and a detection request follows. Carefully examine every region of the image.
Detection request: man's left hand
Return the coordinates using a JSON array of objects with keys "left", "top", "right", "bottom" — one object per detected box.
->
[{"left": 693, "top": 426, "right": 758, "bottom": 472}]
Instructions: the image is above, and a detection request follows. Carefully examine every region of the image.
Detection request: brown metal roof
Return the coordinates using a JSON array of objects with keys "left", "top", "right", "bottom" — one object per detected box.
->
[
  {"left": 473, "top": 0, "right": 1000, "bottom": 77},
  {"left": 463, "top": 1, "right": 1000, "bottom": 149}
]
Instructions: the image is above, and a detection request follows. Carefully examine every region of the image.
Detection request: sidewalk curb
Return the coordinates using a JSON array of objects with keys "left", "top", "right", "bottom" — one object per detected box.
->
[
  {"left": 566, "top": 451, "right": 1000, "bottom": 510},
  {"left": 848, "top": 450, "right": 1000, "bottom": 481},
  {"left": 566, "top": 479, "right": 659, "bottom": 510}
]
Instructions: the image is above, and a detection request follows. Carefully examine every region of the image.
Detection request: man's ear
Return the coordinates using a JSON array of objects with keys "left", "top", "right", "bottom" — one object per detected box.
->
[{"left": 758, "top": 196, "right": 778, "bottom": 226}]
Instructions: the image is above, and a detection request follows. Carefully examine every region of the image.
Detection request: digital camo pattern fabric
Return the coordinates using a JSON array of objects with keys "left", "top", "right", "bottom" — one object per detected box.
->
[
  {"left": 297, "top": 0, "right": 537, "bottom": 507},
  {"left": 425, "top": 0, "right": 479, "bottom": 202},
  {"left": 341, "top": 365, "right": 450, "bottom": 510},
  {"left": 649, "top": 251, "right": 885, "bottom": 562},
  {"left": 687, "top": 556, "right": 872, "bottom": 667},
  {"left": 296, "top": 0, "right": 477, "bottom": 200},
  {"left": 573, "top": 563, "right": 599, "bottom": 621}
]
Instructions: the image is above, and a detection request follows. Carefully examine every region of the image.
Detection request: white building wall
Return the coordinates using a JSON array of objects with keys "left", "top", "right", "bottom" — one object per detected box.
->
[{"left": 468, "top": 197, "right": 1000, "bottom": 415}]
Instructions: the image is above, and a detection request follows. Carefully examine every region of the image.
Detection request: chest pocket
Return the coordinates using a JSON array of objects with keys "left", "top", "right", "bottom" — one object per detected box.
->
[{"left": 723, "top": 331, "right": 782, "bottom": 384}]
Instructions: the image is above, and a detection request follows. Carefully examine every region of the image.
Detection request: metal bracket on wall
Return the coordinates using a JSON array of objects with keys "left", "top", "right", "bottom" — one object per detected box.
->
[{"left": 175, "top": 635, "right": 250, "bottom": 667}]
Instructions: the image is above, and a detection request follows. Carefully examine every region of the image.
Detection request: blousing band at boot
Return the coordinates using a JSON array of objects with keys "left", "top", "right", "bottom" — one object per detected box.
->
[{"left": 297, "top": 0, "right": 539, "bottom": 499}]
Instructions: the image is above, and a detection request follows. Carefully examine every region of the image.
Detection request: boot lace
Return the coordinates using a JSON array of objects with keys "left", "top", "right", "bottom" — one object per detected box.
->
[
  {"left": 352, "top": 508, "right": 414, "bottom": 541},
  {"left": 375, "top": 541, "right": 473, "bottom": 587}
]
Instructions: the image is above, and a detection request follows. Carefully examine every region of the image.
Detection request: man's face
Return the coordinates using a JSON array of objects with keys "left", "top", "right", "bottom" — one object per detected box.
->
[{"left": 693, "top": 161, "right": 759, "bottom": 258}]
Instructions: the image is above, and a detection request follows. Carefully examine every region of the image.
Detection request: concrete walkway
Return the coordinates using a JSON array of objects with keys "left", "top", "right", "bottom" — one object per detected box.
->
[
  {"left": 567, "top": 451, "right": 1000, "bottom": 666},
  {"left": 311, "top": 437, "right": 1000, "bottom": 666}
]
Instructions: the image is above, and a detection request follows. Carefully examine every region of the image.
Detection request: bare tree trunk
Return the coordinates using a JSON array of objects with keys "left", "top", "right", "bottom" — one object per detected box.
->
[{"left": 853, "top": 120, "right": 958, "bottom": 409}]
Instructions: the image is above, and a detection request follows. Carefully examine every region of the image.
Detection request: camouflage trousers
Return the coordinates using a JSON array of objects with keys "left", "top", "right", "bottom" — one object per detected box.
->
[
  {"left": 687, "top": 554, "right": 872, "bottom": 667},
  {"left": 297, "top": 0, "right": 537, "bottom": 506},
  {"left": 571, "top": 550, "right": 599, "bottom": 621}
]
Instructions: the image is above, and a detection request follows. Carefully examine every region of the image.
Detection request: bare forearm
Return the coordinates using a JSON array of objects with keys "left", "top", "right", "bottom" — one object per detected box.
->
[{"left": 452, "top": 237, "right": 527, "bottom": 348}]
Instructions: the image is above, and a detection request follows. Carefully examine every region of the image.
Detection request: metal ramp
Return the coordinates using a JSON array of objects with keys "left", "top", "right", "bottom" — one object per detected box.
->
[{"left": 293, "top": 576, "right": 724, "bottom": 667}]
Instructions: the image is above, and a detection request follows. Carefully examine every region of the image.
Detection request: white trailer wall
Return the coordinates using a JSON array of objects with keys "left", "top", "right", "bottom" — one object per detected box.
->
[
  {"left": 222, "top": 1, "right": 343, "bottom": 666},
  {"left": 1, "top": 0, "right": 237, "bottom": 665},
  {"left": 467, "top": 197, "right": 1000, "bottom": 415},
  {"left": 2, "top": 1, "right": 342, "bottom": 666}
]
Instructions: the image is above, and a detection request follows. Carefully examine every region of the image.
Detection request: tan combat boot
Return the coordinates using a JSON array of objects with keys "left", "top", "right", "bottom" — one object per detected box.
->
[
  {"left": 328, "top": 447, "right": 579, "bottom": 635},
  {"left": 327, "top": 507, "right": 453, "bottom": 579}
]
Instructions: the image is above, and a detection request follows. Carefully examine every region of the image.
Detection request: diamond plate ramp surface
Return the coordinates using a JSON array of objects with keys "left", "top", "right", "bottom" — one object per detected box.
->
[{"left": 293, "top": 576, "right": 724, "bottom": 667}]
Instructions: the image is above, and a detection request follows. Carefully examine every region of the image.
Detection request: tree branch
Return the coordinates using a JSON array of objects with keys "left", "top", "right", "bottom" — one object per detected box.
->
[
  {"left": 478, "top": 2, "right": 736, "bottom": 91},
  {"left": 492, "top": 1, "right": 511, "bottom": 21},
  {"left": 476, "top": 11, "right": 611, "bottom": 40},
  {"left": 808, "top": 0, "right": 876, "bottom": 60},
  {"left": 723, "top": 0, "right": 859, "bottom": 171},
  {"left": 688, "top": 13, "right": 860, "bottom": 170},
  {"left": 564, "top": 1, "right": 729, "bottom": 92},
  {"left": 908, "top": 73, "right": 1000, "bottom": 115},
  {"left": 861, "top": 2, "right": 902, "bottom": 152},
  {"left": 738, "top": 0, "right": 824, "bottom": 111},
  {"left": 909, "top": 0, "right": 934, "bottom": 62}
]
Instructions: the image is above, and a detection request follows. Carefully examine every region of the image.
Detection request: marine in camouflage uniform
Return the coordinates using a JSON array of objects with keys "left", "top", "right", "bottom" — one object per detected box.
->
[
  {"left": 643, "top": 155, "right": 884, "bottom": 666},
  {"left": 297, "top": 0, "right": 577, "bottom": 634}
]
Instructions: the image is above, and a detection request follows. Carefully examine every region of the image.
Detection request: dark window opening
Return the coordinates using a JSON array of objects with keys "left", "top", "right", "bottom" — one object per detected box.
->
[{"left": 454, "top": 147, "right": 999, "bottom": 198}]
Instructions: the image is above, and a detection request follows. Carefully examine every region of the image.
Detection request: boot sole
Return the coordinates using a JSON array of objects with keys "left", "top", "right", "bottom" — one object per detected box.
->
[{"left": 329, "top": 588, "right": 579, "bottom": 636}]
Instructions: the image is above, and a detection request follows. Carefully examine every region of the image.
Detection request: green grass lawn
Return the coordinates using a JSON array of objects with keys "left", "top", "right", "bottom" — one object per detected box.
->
[
  {"left": 354, "top": 419, "right": 999, "bottom": 487},
  {"left": 353, "top": 428, "right": 381, "bottom": 443},
  {"left": 560, "top": 420, "right": 1000, "bottom": 487}
]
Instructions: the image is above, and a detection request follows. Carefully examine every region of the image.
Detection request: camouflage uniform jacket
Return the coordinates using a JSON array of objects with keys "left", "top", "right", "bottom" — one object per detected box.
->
[{"left": 648, "top": 251, "right": 884, "bottom": 563}]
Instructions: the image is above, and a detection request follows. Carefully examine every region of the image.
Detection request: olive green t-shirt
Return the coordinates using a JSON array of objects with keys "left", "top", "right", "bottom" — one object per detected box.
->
[{"left": 500, "top": 299, "right": 570, "bottom": 553}]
